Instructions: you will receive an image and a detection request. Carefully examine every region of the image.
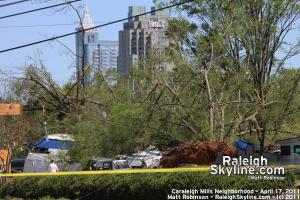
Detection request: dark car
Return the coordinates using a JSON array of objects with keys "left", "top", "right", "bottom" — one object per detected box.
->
[
  {"left": 11, "top": 159, "right": 25, "bottom": 173},
  {"left": 86, "top": 158, "right": 113, "bottom": 170}
]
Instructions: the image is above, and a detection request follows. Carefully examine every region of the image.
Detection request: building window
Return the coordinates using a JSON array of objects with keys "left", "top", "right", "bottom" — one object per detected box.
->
[
  {"left": 281, "top": 146, "right": 291, "bottom": 155},
  {"left": 294, "top": 145, "right": 300, "bottom": 154}
]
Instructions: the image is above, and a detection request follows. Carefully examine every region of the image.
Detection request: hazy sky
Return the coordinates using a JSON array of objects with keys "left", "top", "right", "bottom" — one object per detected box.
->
[{"left": 0, "top": 0, "right": 299, "bottom": 85}]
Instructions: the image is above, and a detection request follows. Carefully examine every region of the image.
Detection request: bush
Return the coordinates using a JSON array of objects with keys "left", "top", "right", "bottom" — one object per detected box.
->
[{"left": 0, "top": 171, "right": 295, "bottom": 200}]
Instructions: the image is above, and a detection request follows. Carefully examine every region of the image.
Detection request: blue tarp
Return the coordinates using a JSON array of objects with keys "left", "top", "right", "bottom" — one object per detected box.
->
[
  {"left": 33, "top": 139, "right": 72, "bottom": 150},
  {"left": 234, "top": 139, "right": 255, "bottom": 150}
]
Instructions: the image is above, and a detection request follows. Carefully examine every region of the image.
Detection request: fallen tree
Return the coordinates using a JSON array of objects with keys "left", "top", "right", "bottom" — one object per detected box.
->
[{"left": 160, "top": 141, "right": 237, "bottom": 168}]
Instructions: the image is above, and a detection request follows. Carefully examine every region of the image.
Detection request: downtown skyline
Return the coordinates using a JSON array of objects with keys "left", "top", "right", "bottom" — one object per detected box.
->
[
  {"left": 0, "top": 0, "right": 154, "bottom": 85},
  {"left": 0, "top": 0, "right": 299, "bottom": 85}
]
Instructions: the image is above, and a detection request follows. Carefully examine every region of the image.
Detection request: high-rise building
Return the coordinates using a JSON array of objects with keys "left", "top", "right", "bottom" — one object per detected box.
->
[
  {"left": 75, "top": 7, "right": 100, "bottom": 72},
  {"left": 75, "top": 7, "right": 118, "bottom": 82},
  {"left": 117, "top": 5, "right": 172, "bottom": 78},
  {"left": 99, "top": 40, "right": 118, "bottom": 70}
]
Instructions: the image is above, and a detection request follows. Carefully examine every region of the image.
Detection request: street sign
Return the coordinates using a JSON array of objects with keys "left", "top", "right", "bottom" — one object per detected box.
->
[{"left": 0, "top": 104, "right": 23, "bottom": 116}]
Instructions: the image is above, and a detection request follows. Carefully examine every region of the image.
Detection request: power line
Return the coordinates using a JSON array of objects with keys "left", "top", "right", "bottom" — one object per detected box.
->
[
  {"left": 0, "top": 0, "right": 30, "bottom": 8},
  {"left": 0, "top": 0, "right": 81, "bottom": 19},
  {"left": 0, "top": 23, "right": 75, "bottom": 28},
  {"left": 0, "top": 0, "right": 194, "bottom": 54},
  {"left": 0, "top": 21, "right": 108, "bottom": 29},
  {"left": 0, "top": 0, "right": 65, "bottom": 8}
]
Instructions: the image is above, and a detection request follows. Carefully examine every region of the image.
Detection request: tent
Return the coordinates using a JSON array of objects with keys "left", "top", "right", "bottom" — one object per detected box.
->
[
  {"left": 33, "top": 139, "right": 72, "bottom": 150},
  {"left": 234, "top": 139, "right": 256, "bottom": 151}
]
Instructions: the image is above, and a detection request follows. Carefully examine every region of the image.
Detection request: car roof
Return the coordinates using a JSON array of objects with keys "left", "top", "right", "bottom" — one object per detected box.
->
[
  {"left": 91, "top": 157, "right": 112, "bottom": 161},
  {"left": 113, "top": 160, "right": 127, "bottom": 163},
  {"left": 12, "top": 159, "right": 25, "bottom": 162}
]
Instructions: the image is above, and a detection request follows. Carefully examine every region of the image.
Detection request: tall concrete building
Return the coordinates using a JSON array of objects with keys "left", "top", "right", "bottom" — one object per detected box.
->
[
  {"left": 117, "top": 5, "right": 171, "bottom": 78},
  {"left": 75, "top": 7, "right": 118, "bottom": 82}
]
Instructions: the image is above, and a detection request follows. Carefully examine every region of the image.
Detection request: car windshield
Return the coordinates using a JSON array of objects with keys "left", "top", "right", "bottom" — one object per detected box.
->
[
  {"left": 113, "top": 161, "right": 129, "bottom": 169},
  {"left": 96, "top": 160, "right": 108, "bottom": 166},
  {"left": 103, "top": 162, "right": 111, "bottom": 169},
  {"left": 11, "top": 160, "right": 25, "bottom": 167}
]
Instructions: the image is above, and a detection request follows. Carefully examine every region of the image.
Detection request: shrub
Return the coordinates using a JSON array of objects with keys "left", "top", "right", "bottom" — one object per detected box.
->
[{"left": 0, "top": 171, "right": 295, "bottom": 200}]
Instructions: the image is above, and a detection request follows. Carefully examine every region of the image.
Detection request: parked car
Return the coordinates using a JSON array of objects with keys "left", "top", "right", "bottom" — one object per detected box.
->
[
  {"left": 23, "top": 134, "right": 81, "bottom": 172},
  {"left": 86, "top": 157, "right": 113, "bottom": 170},
  {"left": 112, "top": 160, "right": 130, "bottom": 170},
  {"left": 127, "top": 146, "right": 162, "bottom": 168},
  {"left": 11, "top": 159, "right": 25, "bottom": 173}
]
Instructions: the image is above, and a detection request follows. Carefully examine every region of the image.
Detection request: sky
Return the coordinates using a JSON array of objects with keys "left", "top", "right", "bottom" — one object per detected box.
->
[
  {"left": 0, "top": 0, "right": 299, "bottom": 85},
  {"left": 0, "top": 0, "right": 154, "bottom": 85}
]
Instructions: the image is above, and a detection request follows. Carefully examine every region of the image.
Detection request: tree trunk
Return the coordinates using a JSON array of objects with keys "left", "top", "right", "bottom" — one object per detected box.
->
[{"left": 204, "top": 43, "right": 214, "bottom": 137}]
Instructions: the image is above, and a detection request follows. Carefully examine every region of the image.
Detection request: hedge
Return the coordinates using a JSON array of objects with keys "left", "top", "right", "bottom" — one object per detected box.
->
[{"left": 0, "top": 172, "right": 295, "bottom": 200}]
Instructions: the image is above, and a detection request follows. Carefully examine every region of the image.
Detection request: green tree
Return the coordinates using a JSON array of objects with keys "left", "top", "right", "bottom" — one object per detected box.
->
[{"left": 164, "top": 0, "right": 300, "bottom": 151}]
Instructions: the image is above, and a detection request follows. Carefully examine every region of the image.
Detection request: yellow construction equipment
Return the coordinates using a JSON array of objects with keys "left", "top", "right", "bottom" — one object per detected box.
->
[
  {"left": 0, "top": 148, "right": 11, "bottom": 173},
  {"left": 0, "top": 103, "right": 19, "bottom": 172},
  {"left": 0, "top": 103, "right": 21, "bottom": 187}
]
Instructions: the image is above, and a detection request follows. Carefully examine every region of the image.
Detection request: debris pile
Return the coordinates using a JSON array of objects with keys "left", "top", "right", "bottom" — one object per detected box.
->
[{"left": 160, "top": 141, "right": 237, "bottom": 168}]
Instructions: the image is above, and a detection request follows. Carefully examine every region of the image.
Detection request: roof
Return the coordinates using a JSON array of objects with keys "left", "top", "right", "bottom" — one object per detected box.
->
[
  {"left": 234, "top": 139, "right": 256, "bottom": 150},
  {"left": 77, "top": 7, "right": 96, "bottom": 32},
  {"left": 26, "top": 153, "right": 49, "bottom": 160},
  {"left": 46, "top": 134, "right": 74, "bottom": 141},
  {"left": 33, "top": 139, "right": 72, "bottom": 150},
  {"left": 91, "top": 157, "right": 112, "bottom": 161},
  {"left": 275, "top": 136, "right": 300, "bottom": 143}
]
